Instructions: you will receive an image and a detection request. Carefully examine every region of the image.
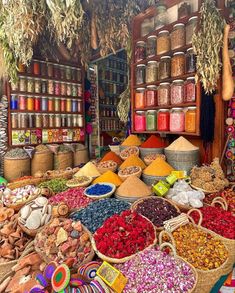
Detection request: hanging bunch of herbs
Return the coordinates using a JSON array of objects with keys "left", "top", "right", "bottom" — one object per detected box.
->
[
  {"left": 192, "top": 0, "right": 225, "bottom": 94},
  {"left": 46, "top": 0, "right": 84, "bottom": 48}
]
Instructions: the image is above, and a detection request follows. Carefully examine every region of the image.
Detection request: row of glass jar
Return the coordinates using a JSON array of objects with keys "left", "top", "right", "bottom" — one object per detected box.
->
[
  {"left": 100, "top": 119, "right": 122, "bottom": 131},
  {"left": 136, "top": 17, "right": 197, "bottom": 61},
  {"left": 100, "top": 108, "right": 118, "bottom": 118},
  {"left": 10, "top": 95, "right": 83, "bottom": 113},
  {"left": 99, "top": 70, "right": 128, "bottom": 84},
  {"left": 101, "top": 83, "right": 126, "bottom": 95},
  {"left": 134, "top": 107, "right": 196, "bottom": 133},
  {"left": 11, "top": 113, "right": 84, "bottom": 129},
  {"left": 135, "top": 77, "right": 196, "bottom": 108},
  {"left": 12, "top": 78, "right": 83, "bottom": 97},
  {"left": 104, "top": 58, "right": 128, "bottom": 71},
  {"left": 18, "top": 60, "right": 82, "bottom": 82},
  {"left": 136, "top": 49, "right": 195, "bottom": 84}
]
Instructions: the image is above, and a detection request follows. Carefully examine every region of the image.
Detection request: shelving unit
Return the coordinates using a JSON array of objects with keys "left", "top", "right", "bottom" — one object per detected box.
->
[
  {"left": 131, "top": 0, "right": 201, "bottom": 136},
  {"left": 7, "top": 59, "right": 85, "bottom": 146}
]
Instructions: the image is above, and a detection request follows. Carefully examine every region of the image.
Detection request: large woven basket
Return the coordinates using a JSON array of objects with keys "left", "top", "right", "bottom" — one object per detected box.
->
[
  {"left": 131, "top": 196, "right": 181, "bottom": 231},
  {"left": 142, "top": 173, "right": 166, "bottom": 186},
  {"left": 91, "top": 216, "right": 157, "bottom": 264},
  {"left": 159, "top": 220, "right": 230, "bottom": 293},
  {"left": 139, "top": 147, "right": 164, "bottom": 160}
]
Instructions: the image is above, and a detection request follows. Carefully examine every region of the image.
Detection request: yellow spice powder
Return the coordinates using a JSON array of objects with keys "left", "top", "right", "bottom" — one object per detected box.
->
[
  {"left": 119, "top": 155, "right": 146, "bottom": 170},
  {"left": 143, "top": 157, "right": 174, "bottom": 176},
  {"left": 93, "top": 170, "right": 123, "bottom": 186},
  {"left": 121, "top": 134, "right": 142, "bottom": 146}
]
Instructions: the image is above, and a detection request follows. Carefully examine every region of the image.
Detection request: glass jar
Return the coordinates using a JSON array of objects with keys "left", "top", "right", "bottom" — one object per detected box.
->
[
  {"left": 48, "top": 98, "right": 54, "bottom": 112},
  {"left": 65, "top": 67, "right": 72, "bottom": 80},
  {"left": 27, "top": 78, "right": 34, "bottom": 93},
  {"left": 155, "top": 4, "right": 168, "bottom": 30},
  {"left": 146, "top": 36, "right": 156, "bottom": 58},
  {"left": 66, "top": 99, "right": 72, "bottom": 112},
  {"left": 185, "top": 47, "right": 196, "bottom": 73},
  {"left": 41, "top": 97, "right": 48, "bottom": 111},
  {"left": 146, "top": 110, "right": 157, "bottom": 131},
  {"left": 72, "top": 99, "right": 78, "bottom": 112},
  {"left": 157, "top": 30, "right": 170, "bottom": 55},
  {"left": 61, "top": 82, "right": 66, "bottom": 95},
  {"left": 184, "top": 77, "right": 196, "bottom": 102},
  {"left": 146, "top": 61, "right": 158, "bottom": 83},
  {"left": 135, "top": 41, "right": 146, "bottom": 62},
  {"left": 171, "top": 52, "right": 185, "bottom": 77},
  {"left": 54, "top": 98, "right": 61, "bottom": 112},
  {"left": 159, "top": 56, "right": 171, "bottom": 80},
  {"left": 158, "top": 82, "right": 170, "bottom": 106},
  {"left": 71, "top": 68, "right": 77, "bottom": 81},
  {"left": 54, "top": 65, "right": 61, "bottom": 79},
  {"left": 11, "top": 113, "right": 18, "bottom": 129},
  {"left": 77, "top": 101, "right": 82, "bottom": 112},
  {"left": 33, "top": 61, "right": 40, "bottom": 75},
  {"left": 47, "top": 64, "right": 54, "bottom": 77},
  {"left": 146, "top": 85, "right": 157, "bottom": 107},
  {"left": 170, "top": 108, "right": 185, "bottom": 132},
  {"left": 77, "top": 69, "right": 82, "bottom": 82},
  {"left": 47, "top": 80, "right": 54, "bottom": 95},
  {"left": 41, "top": 80, "right": 47, "bottom": 94},
  {"left": 19, "top": 95, "right": 26, "bottom": 110},
  {"left": 78, "top": 115, "right": 83, "bottom": 127},
  {"left": 171, "top": 23, "right": 185, "bottom": 50},
  {"left": 141, "top": 18, "right": 151, "bottom": 37},
  {"left": 77, "top": 84, "right": 82, "bottom": 97},
  {"left": 72, "top": 84, "right": 77, "bottom": 97},
  {"left": 60, "top": 66, "right": 65, "bottom": 79},
  {"left": 55, "top": 114, "right": 61, "bottom": 127},
  {"left": 28, "top": 114, "right": 34, "bottom": 128},
  {"left": 171, "top": 80, "right": 184, "bottom": 105},
  {"left": 158, "top": 109, "right": 170, "bottom": 131},
  {"left": 67, "top": 115, "right": 72, "bottom": 127},
  {"left": 134, "top": 111, "right": 146, "bottom": 131},
  {"left": 72, "top": 115, "right": 77, "bottom": 127},
  {"left": 42, "top": 114, "right": 49, "bottom": 128},
  {"left": 11, "top": 82, "right": 19, "bottom": 91},
  {"left": 19, "top": 78, "right": 27, "bottom": 92},
  {"left": 35, "top": 114, "right": 42, "bottom": 128},
  {"left": 27, "top": 96, "right": 34, "bottom": 111},
  {"left": 10, "top": 95, "right": 18, "bottom": 110},
  {"left": 66, "top": 83, "right": 72, "bottom": 96},
  {"left": 18, "top": 62, "right": 26, "bottom": 73},
  {"left": 35, "top": 79, "right": 41, "bottom": 94},
  {"left": 186, "top": 16, "right": 198, "bottom": 45},
  {"left": 136, "top": 64, "right": 146, "bottom": 85},
  {"left": 61, "top": 114, "right": 66, "bottom": 127},
  {"left": 54, "top": 82, "right": 61, "bottom": 96},
  {"left": 40, "top": 62, "right": 47, "bottom": 76},
  {"left": 34, "top": 97, "right": 41, "bottom": 111},
  {"left": 185, "top": 107, "right": 196, "bottom": 133},
  {"left": 135, "top": 88, "right": 145, "bottom": 109},
  {"left": 19, "top": 113, "right": 28, "bottom": 128},
  {"left": 178, "top": 1, "right": 191, "bottom": 19},
  {"left": 49, "top": 114, "right": 55, "bottom": 127},
  {"left": 61, "top": 99, "right": 66, "bottom": 112}
]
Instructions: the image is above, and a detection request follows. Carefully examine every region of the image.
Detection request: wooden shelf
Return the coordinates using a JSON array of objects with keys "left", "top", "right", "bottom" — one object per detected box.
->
[
  {"left": 18, "top": 73, "right": 82, "bottom": 84},
  {"left": 12, "top": 140, "right": 85, "bottom": 147},
  {"left": 100, "top": 117, "right": 119, "bottom": 120},
  {"left": 134, "top": 103, "right": 196, "bottom": 111},
  {"left": 12, "top": 127, "right": 84, "bottom": 130},
  {"left": 10, "top": 110, "right": 83, "bottom": 115},
  {"left": 132, "top": 130, "right": 200, "bottom": 136},
  {"left": 11, "top": 91, "right": 83, "bottom": 100}
]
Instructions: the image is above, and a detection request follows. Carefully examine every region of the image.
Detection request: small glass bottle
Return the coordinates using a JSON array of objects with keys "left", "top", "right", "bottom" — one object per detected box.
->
[
  {"left": 65, "top": 67, "right": 72, "bottom": 80},
  {"left": 10, "top": 95, "right": 18, "bottom": 110},
  {"left": 47, "top": 80, "right": 54, "bottom": 95},
  {"left": 27, "top": 78, "right": 34, "bottom": 93},
  {"left": 33, "top": 61, "right": 40, "bottom": 75},
  {"left": 135, "top": 41, "right": 146, "bottom": 62},
  {"left": 55, "top": 114, "right": 61, "bottom": 127},
  {"left": 34, "top": 79, "right": 41, "bottom": 94},
  {"left": 159, "top": 56, "right": 171, "bottom": 80},
  {"left": 54, "top": 98, "right": 61, "bottom": 112},
  {"left": 146, "top": 85, "right": 157, "bottom": 107},
  {"left": 67, "top": 114, "right": 72, "bottom": 127},
  {"left": 34, "top": 97, "right": 41, "bottom": 111},
  {"left": 61, "top": 99, "right": 66, "bottom": 112},
  {"left": 42, "top": 114, "right": 49, "bottom": 128},
  {"left": 72, "top": 84, "right": 77, "bottom": 97},
  {"left": 170, "top": 23, "right": 185, "bottom": 50},
  {"left": 54, "top": 81, "right": 61, "bottom": 96},
  {"left": 47, "top": 63, "right": 54, "bottom": 77},
  {"left": 18, "top": 95, "right": 26, "bottom": 110},
  {"left": 66, "top": 83, "right": 72, "bottom": 96},
  {"left": 136, "top": 64, "right": 146, "bottom": 85},
  {"left": 41, "top": 97, "right": 48, "bottom": 111},
  {"left": 48, "top": 98, "right": 54, "bottom": 112},
  {"left": 171, "top": 52, "right": 185, "bottom": 77},
  {"left": 185, "top": 47, "right": 196, "bottom": 73},
  {"left": 49, "top": 114, "right": 55, "bottom": 127},
  {"left": 41, "top": 80, "right": 47, "bottom": 94},
  {"left": 35, "top": 114, "right": 42, "bottom": 128},
  {"left": 11, "top": 113, "right": 18, "bottom": 128},
  {"left": 66, "top": 99, "right": 72, "bottom": 112},
  {"left": 77, "top": 84, "right": 82, "bottom": 97},
  {"left": 61, "top": 114, "right": 66, "bottom": 127},
  {"left": 146, "top": 35, "right": 157, "bottom": 58},
  {"left": 27, "top": 96, "right": 34, "bottom": 111},
  {"left": 77, "top": 115, "right": 83, "bottom": 127},
  {"left": 170, "top": 108, "right": 185, "bottom": 132},
  {"left": 157, "top": 30, "right": 170, "bottom": 55},
  {"left": 146, "top": 61, "right": 158, "bottom": 83},
  {"left": 61, "top": 82, "right": 67, "bottom": 95},
  {"left": 155, "top": 4, "right": 168, "bottom": 30},
  {"left": 19, "top": 78, "right": 27, "bottom": 92},
  {"left": 28, "top": 113, "right": 35, "bottom": 128}
]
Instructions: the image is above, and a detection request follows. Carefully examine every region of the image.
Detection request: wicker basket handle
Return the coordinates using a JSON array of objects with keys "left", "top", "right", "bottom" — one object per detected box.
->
[
  {"left": 211, "top": 197, "right": 228, "bottom": 211},
  {"left": 159, "top": 242, "right": 177, "bottom": 257},
  {"left": 158, "top": 230, "right": 176, "bottom": 247},
  {"left": 187, "top": 209, "right": 203, "bottom": 226}
]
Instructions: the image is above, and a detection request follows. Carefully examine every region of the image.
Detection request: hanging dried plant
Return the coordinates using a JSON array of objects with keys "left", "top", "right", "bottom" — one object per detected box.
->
[{"left": 46, "top": 0, "right": 84, "bottom": 48}]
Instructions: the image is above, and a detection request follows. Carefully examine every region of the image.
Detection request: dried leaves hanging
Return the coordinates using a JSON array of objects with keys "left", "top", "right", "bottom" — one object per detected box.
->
[{"left": 192, "top": 0, "right": 225, "bottom": 93}]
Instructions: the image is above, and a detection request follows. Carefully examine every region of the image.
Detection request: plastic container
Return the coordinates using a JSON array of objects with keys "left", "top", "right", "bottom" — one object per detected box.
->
[
  {"left": 170, "top": 80, "right": 184, "bottom": 105},
  {"left": 185, "top": 47, "right": 196, "bottom": 73},
  {"left": 157, "top": 30, "right": 170, "bottom": 55},
  {"left": 169, "top": 108, "right": 185, "bottom": 132},
  {"left": 146, "top": 85, "right": 157, "bottom": 107},
  {"left": 159, "top": 56, "right": 171, "bottom": 80},
  {"left": 134, "top": 111, "right": 146, "bottom": 131},
  {"left": 146, "top": 61, "right": 158, "bottom": 83},
  {"left": 186, "top": 16, "right": 198, "bottom": 45},
  {"left": 136, "top": 64, "right": 146, "bottom": 85},
  {"left": 158, "top": 109, "right": 170, "bottom": 131},
  {"left": 171, "top": 52, "right": 185, "bottom": 77},
  {"left": 135, "top": 41, "right": 146, "bottom": 62},
  {"left": 184, "top": 77, "right": 196, "bottom": 103},
  {"left": 135, "top": 88, "right": 145, "bottom": 109},
  {"left": 146, "top": 36, "right": 156, "bottom": 57},
  {"left": 170, "top": 23, "right": 185, "bottom": 50},
  {"left": 146, "top": 110, "right": 157, "bottom": 131},
  {"left": 158, "top": 82, "right": 170, "bottom": 106},
  {"left": 185, "top": 107, "right": 196, "bottom": 133}
]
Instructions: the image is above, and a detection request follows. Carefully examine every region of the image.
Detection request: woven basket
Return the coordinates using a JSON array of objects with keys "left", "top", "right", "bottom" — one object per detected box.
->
[
  {"left": 4, "top": 156, "right": 31, "bottom": 182},
  {"left": 44, "top": 168, "right": 74, "bottom": 180},
  {"left": 139, "top": 147, "right": 164, "bottom": 160},
  {"left": 118, "top": 166, "right": 142, "bottom": 181},
  {"left": 34, "top": 219, "right": 95, "bottom": 269},
  {"left": 31, "top": 150, "right": 53, "bottom": 176},
  {"left": 190, "top": 184, "right": 219, "bottom": 195},
  {"left": 18, "top": 219, "right": 44, "bottom": 237},
  {"left": 142, "top": 173, "right": 166, "bottom": 186},
  {"left": 120, "top": 146, "right": 139, "bottom": 161},
  {"left": 159, "top": 221, "right": 230, "bottom": 293},
  {"left": 131, "top": 196, "right": 181, "bottom": 231},
  {"left": 7, "top": 178, "right": 47, "bottom": 190},
  {"left": 187, "top": 206, "right": 235, "bottom": 275},
  {"left": 91, "top": 216, "right": 157, "bottom": 263},
  {"left": 97, "top": 161, "right": 118, "bottom": 174},
  {"left": 4, "top": 193, "right": 39, "bottom": 212}
]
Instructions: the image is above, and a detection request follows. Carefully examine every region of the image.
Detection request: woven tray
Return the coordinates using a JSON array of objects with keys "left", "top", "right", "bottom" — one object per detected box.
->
[
  {"left": 4, "top": 193, "right": 39, "bottom": 212},
  {"left": 7, "top": 178, "right": 46, "bottom": 190}
]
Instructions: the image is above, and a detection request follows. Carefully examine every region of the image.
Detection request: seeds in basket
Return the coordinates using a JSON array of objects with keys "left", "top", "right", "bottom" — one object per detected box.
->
[
  {"left": 97, "top": 160, "right": 117, "bottom": 169},
  {"left": 66, "top": 176, "right": 92, "bottom": 187},
  {"left": 120, "top": 146, "right": 139, "bottom": 160},
  {"left": 2, "top": 185, "right": 38, "bottom": 206},
  {"left": 144, "top": 153, "right": 166, "bottom": 163},
  {"left": 38, "top": 179, "right": 68, "bottom": 194},
  {"left": 118, "top": 166, "right": 141, "bottom": 176}
]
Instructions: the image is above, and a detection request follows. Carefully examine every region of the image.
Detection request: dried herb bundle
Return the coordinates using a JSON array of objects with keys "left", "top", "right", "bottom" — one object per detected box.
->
[{"left": 192, "top": 0, "right": 225, "bottom": 93}]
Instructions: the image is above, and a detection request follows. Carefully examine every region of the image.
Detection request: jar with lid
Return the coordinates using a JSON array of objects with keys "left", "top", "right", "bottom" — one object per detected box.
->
[
  {"left": 157, "top": 30, "right": 170, "bottom": 55},
  {"left": 146, "top": 61, "right": 158, "bottom": 83},
  {"left": 185, "top": 47, "right": 196, "bottom": 73},
  {"left": 48, "top": 98, "right": 54, "bottom": 112},
  {"left": 41, "top": 97, "right": 48, "bottom": 111},
  {"left": 171, "top": 80, "right": 184, "bottom": 105},
  {"left": 71, "top": 68, "right": 77, "bottom": 81},
  {"left": 158, "top": 109, "right": 170, "bottom": 131},
  {"left": 135, "top": 41, "right": 146, "bottom": 62},
  {"left": 77, "top": 84, "right": 82, "bottom": 97},
  {"left": 10, "top": 95, "right": 18, "bottom": 110},
  {"left": 135, "top": 88, "right": 145, "bottom": 109},
  {"left": 136, "top": 64, "right": 146, "bottom": 85},
  {"left": 184, "top": 77, "right": 196, "bottom": 102},
  {"left": 11, "top": 113, "right": 18, "bottom": 128},
  {"left": 77, "top": 69, "right": 82, "bottom": 82},
  {"left": 65, "top": 67, "right": 72, "bottom": 80},
  {"left": 171, "top": 52, "right": 185, "bottom": 77},
  {"left": 60, "top": 65, "right": 65, "bottom": 79},
  {"left": 146, "top": 110, "right": 157, "bottom": 131},
  {"left": 61, "top": 114, "right": 66, "bottom": 127},
  {"left": 26, "top": 63, "right": 33, "bottom": 74},
  {"left": 72, "top": 99, "right": 78, "bottom": 112},
  {"left": 27, "top": 78, "right": 34, "bottom": 93},
  {"left": 27, "top": 96, "right": 34, "bottom": 111},
  {"left": 54, "top": 81, "right": 61, "bottom": 96},
  {"left": 33, "top": 61, "right": 40, "bottom": 75},
  {"left": 35, "top": 79, "right": 41, "bottom": 93},
  {"left": 47, "top": 80, "right": 54, "bottom": 95},
  {"left": 41, "top": 80, "right": 47, "bottom": 94},
  {"left": 35, "top": 114, "right": 42, "bottom": 128},
  {"left": 77, "top": 101, "right": 82, "bottom": 112},
  {"left": 134, "top": 111, "right": 146, "bottom": 131},
  {"left": 141, "top": 18, "right": 151, "bottom": 37},
  {"left": 19, "top": 113, "right": 28, "bottom": 128},
  {"left": 19, "top": 78, "right": 27, "bottom": 92},
  {"left": 72, "top": 115, "right": 77, "bottom": 127},
  {"left": 78, "top": 115, "right": 83, "bottom": 127},
  {"left": 159, "top": 56, "right": 171, "bottom": 80},
  {"left": 61, "top": 99, "right": 66, "bottom": 112},
  {"left": 72, "top": 84, "right": 77, "bottom": 97},
  {"left": 146, "top": 36, "right": 156, "bottom": 58},
  {"left": 49, "top": 114, "right": 55, "bottom": 127},
  {"left": 42, "top": 114, "right": 49, "bottom": 128},
  {"left": 54, "top": 98, "right": 61, "bottom": 112},
  {"left": 67, "top": 115, "right": 72, "bottom": 127},
  {"left": 11, "top": 82, "right": 19, "bottom": 91},
  {"left": 18, "top": 62, "right": 26, "bottom": 73},
  {"left": 54, "top": 65, "right": 61, "bottom": 79},
  {"left": 170, "top": 108, "right": 185, "bottom": 132},
  {"left": 47, "top": 63, "right": 54, "bottom": 77},
  {"left": 34, "top": 97, "right": 41, "bottom": 111},
  {"left": 185, "top": 107, "right": 196, "bottom": 132},
  {"left": 146, "top": 85, "right": 157, "bottom": 107},
  {"left": 40, "top": 62, "right": 47, "bottom": 76},
  {"left": 178, "top": 1, "right": 191, "bottom": 19},
  {"left": 186, "top": 16, "right": 198, "bottom": 45},
  {"left": 55, "top": 114, "right": 61, "bottom": 127},
  {"left": 28, "top": 114, "right": 35, "bottom": 128},
  {"left": 155, "top": 4, "right": 168, "bottom": 30},
  {"left": 66, "top": 99, "right": 72, "bottom": 112},
  {"left": 66, "top": 83, "right": 72, "bottom": 96},
  {"left": 19, "top": 95, "right": 26, "bottom": 110},
  {"left": 170, "top": 23, "right": 185, "bottom": 50},
  {"left": 61, "top": 82, "right": 66, "bottom": 95},
  {"left": 158, "top": 82, "right": 170, "bottom": 106}
]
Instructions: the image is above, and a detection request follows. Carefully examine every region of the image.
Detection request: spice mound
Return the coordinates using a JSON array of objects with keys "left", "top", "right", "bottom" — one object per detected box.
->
[
  {"left": 74, "top": 162, "right": 101, "bottom": 178},
  {"left": 121, "top": 135, "right": 142, "bottom": 146},
  {"left": 35, "top": 218, "right": 93, "bottom": 266},
  {"left": 119, "top": 155, "right": 146, "bottom": 170},
  {"left": 5, "top": 148, "right": 29, "bottom": 159},
  {"left": 165, "top": 136, "right": 199, "bottom": 151},
  {"left": 190, "top": 158, "right": 229, "bottom": 192},
  {"left": 70, "top": 198, "right": 130, "bottom": 233},
  {"left": 86, "top": 184, "right": 113, "bottom": 196},
  {"left": 191, "top": 207, "right": 235, "bottom": 239},
  {"left": 116, "top": 175, "right": 151, "bottom": 198},
  {"left": 35, "top": 144, "right": 50, "bottom": 153},
  {"left": 49, "top": 187, "right": 93, "bottom": 210},
  {"left": 39, "top": 179, "right": 68, "bottom": 194},
  {"left": 170, "top": 223, "right": 228, "bottom": 270},
  {"left": 101, "top": 151, "right": 123, "bottom": 165},
  {"left": 143, "top": 157, "right": 174, "bottom": 176},
  {"left": 134, "top": 197, "right": 180, "bottom": 227},
  {"left": 140, "top": 135, "right": 165, "bottom": 148},
  {"left": 93, "top": 170, "right": 122, "bottom": 186},
  {"left": 116, "top": 247, "right": 196, "bottom": 293},
  {"left": 93, "top": 210, "right": 155, "bottom": 259}
]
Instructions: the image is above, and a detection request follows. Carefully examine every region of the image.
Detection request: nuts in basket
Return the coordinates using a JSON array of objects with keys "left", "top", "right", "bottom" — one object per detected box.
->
[{"left": 120, "top": 146, "right": 139, "bottom": 160}]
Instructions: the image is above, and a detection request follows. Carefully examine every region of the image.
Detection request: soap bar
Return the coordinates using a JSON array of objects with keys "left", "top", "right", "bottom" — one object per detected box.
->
[
  {"left": 153, "top": 181, "right": 170, "bottom": 197},
  {"left": 171, "top": 170, "right": 187, "bottom": 179},
  {"left": 165, "top": 174, "right": 178, "bottom": 186}
]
